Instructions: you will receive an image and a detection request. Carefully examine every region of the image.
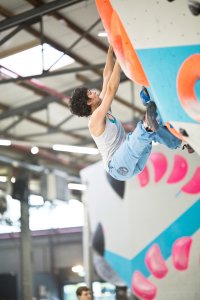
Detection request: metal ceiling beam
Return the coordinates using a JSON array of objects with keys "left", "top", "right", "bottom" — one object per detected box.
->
[
  {"left": 1, "top": 112, "right": 91, "bottom": 144},
  {"left": 0, "top": 3, "right": 104, "bottom": 113},
  {"left": 0, "top": 0, "right": 85, "bottom": 31},
  {"left": 0, "top": 154, "right": 44, "bottom": 173},
  {"left": 0, "top": 98, "right": 51, "bottom": 120},
  {"left": 0, "top": 71, "right": 85, "bottom": 141},
  {"left": 26, "top": 0, "right": 108, "bottom": 52},
  {"left": 0, "top": 25, "right": 23, "bottom": 47},
  {"left": 10, "top": 143, "right": 96, "bottom": 172},
  {"left": 0, "top": 65, "right": 54, "bottom": 98},
  {"left": 27, "top": 113, "right": 90, "bottom": 141},
  {"left": 28, "top": 26, "right": 99, "bottom": 69},
  {"left": 0, "top": 74, "right": 128, "bottom": 121},
  {"left": 47, "top": 18, "right": 101, "bottom": 72},
  {"left": 0, "top": 115, "right": 27, "bottom": 134},
  {"left": 0, "top": 4, "right": 102, "bottom": 75},
  {"left": 0, "top": 63, "right": 105, "bottom": 84},
  {"left": 19, "top": 125, "right": 89, "bottom": 140},
  {"left": 54, "top": 114, "right": 74, "bottom": 129},
  {"left": 0, "top": 148, "right": 86, "bottom": 175}
]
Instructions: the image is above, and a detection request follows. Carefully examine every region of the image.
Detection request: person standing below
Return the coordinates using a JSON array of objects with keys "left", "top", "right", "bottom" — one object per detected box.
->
[
  {"left": 69, "top": 45, "right": 189, "bottom": 181},
  {"left": 76, "top": 286, "right": 92, "bottom": 300}
]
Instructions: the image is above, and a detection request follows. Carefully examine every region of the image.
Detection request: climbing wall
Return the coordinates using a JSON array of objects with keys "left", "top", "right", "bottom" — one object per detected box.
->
[
  {"left": 96, "top": 0, "right": 200, "bottom": 155},
  {"left": 81, "top": 146, "right": 200, "bottom": 299}
]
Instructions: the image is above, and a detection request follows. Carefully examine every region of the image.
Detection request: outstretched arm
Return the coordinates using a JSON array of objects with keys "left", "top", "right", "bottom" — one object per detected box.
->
[
  {"left": 99, "top": 45, "right": 114, "bottom": 99},
  {"left": 99, "top": 61, "right": 121, "bottom": 114},
  {"left": 89, "top": 49, "right": 121, "bottom": 137},
  {"left": 92, "top": 60, "right": 121, "bottom": 120}
]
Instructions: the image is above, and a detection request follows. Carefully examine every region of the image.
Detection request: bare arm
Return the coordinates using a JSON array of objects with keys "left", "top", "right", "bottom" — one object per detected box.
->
[
  {"left": 99, "top": 45, "right": 114, "bottom": 100},
  {"left": 89, "top": 61, "right": 121, "bottom": 136},
  {"left": 98, "top": 61, "right": 121, "bottom": 115}
]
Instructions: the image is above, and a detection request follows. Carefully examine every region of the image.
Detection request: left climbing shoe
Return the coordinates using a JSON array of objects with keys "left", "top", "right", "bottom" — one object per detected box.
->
[{"left": 145, "top": 101, "right": 159, "bottom": 132}]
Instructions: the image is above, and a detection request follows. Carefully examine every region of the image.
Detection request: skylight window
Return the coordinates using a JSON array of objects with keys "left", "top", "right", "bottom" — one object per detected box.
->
[{"left": 0, "top": 43, "right": 75, "bottom": 77}]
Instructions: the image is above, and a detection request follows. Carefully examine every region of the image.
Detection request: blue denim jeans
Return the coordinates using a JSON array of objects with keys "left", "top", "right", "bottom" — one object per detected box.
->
[{"left": 108, "top": 121, "right": 182, "bottom": 181}]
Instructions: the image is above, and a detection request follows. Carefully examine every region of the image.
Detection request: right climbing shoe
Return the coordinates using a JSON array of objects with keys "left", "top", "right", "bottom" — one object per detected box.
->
[{"left": 182, "top": 144, "right": 195, "bottom": 154}]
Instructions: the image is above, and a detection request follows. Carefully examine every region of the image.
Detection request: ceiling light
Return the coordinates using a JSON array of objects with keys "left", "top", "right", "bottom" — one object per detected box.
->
[
  {"left": 11, "top": 177, "right": 16, "bottom": 183},
  {"left": 0, "top": 139, "right": 11, "bottom": 146},
  {"left": 68, "top": 183, "right": 87, "bottom": 191},
  {"left": 71, "top": 265, "right": 86, "bottom": 276},
  {"left": 72, "top": 264, "right": 83, "bottom": 273},
  {"left": 0, "top": 176, "right": 7, "bottom": 183},
  {"left": 97, "top": 31, "right": 108, "bottom": 37},
  {"left": 10, "top": 177, "right": 16, "bottom": 183},
  {"left": 31, "top": 146, "right": 39, "bottom": 154},
  {"left": 52, "top": 144, "right": 99, "bottom": 155}
]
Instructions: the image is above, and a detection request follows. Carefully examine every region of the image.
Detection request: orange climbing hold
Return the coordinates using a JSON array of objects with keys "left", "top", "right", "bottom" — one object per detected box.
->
[
  {"left": 177, "top": 54, "right": 200, "bottom": 122},
  {"left": 96, "top": 0, "right": 149, "bottom": 86}
]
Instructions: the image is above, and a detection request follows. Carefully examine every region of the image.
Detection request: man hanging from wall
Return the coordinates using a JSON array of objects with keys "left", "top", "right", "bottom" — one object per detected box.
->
[{"left": 69, "top": 45, "right": 193, "bottom": 181}]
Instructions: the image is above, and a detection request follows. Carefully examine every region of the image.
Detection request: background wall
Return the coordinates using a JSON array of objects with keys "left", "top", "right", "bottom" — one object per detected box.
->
[{"left": 81, "top": 145, "right": 200, "bottom": 300}]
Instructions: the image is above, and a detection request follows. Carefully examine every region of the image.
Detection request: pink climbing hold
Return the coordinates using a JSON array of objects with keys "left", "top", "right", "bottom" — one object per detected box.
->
[
  {"left": 167, "top": 155, "right": 188, "bottom": 184},
  {"left": 150, "top": 152, "right": 167, "bottom": 182},
  {"left": 138, "top": 166, "right": 149, "bottom": 187},
  {"left": 145, "top": 244, "right": 168, "bottom": 278},
  {"left": 172, "top": 237, "right": 192, "bottom": 270},
  {"left": 181, "top": 167, "right": 200, "bottom": 194},
  {"left": 132, "top": 271, "right": 157, "bottom": 300}
]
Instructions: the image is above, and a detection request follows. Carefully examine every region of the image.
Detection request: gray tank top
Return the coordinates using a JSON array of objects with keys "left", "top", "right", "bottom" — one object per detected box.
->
[{"left": 91, "top": 112, "right": 126, "bottom": 171}]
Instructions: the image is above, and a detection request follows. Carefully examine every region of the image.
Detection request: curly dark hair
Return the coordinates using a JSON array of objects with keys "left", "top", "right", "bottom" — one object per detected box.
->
[
  {"left": 69, "top": 87, "right": 92, "bottom": 117},
  {"left": 76, "top": 286, "right": 91, "bottom": 297}
]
